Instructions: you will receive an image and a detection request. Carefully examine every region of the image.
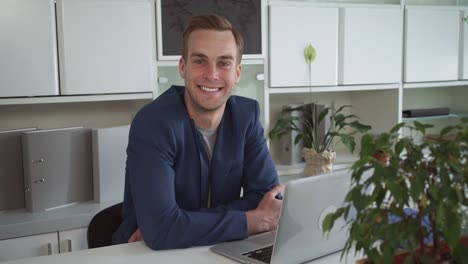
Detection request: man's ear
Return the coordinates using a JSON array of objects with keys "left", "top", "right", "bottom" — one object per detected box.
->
[
  {"left": 235, "top": 64, "right": 242, "bottom": 84},
  {"left": 235, "top": 63, "right": 242, "bottom": 84},
  {"left": 179, "top": 58, "right": 186, "bottom": 79}
]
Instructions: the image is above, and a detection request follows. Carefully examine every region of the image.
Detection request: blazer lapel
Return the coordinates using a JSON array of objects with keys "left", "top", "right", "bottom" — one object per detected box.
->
[{"left": 210, "top": 107, "right": 235, "bottom": 205}]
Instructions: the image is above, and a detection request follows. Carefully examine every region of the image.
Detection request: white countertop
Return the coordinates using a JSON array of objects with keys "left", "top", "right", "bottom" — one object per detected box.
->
[
  {"left": 2, "top": 241, "right": 361, "bottom": 264},
  {"left": 0, "top": 200, "right": 120, "bottom": 240}
]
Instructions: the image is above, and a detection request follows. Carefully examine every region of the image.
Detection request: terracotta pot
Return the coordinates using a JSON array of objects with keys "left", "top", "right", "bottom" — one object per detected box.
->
[{"left": 302, "top": 148, "right": 336, "bottom": 176}]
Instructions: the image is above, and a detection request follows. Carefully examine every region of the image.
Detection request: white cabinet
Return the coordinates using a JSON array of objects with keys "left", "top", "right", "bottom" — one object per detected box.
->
[
  {"left": 0, "top": 0, "right": 154, "bottom": 101},
  {"left": 404, "top": 7, "right": 460, "bottom": 82},
  {"left": 269, "top": 5, "right": 339, "bottom": 87},
  {"left": 0, "top": 0, "right": 59, "bottom": 98},
  {"left": 0, "top": 232, "right": 59, "bottom": 262},
  {"left": 56, "top": 0, "right": 154, "bottom": 95},
  {"left": 58, "top": 228, "right": 88, "bottom": 253},
  {"left": 340, "top": 7, "right": 402, "bottom": 85},
  {"left": 269, "top": 4, "right": 403, "bottom": 88},
  {"left": 0, "top": 228, "right": 88, "bottom": 262}
]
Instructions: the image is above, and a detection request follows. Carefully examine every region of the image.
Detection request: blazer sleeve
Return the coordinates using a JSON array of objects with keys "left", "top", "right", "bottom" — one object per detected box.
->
[{"left": 127, "top": 115, "right": 248, "bottom": 250}]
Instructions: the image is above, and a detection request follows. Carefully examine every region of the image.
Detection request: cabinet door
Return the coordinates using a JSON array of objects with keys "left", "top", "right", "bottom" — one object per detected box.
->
[
  {"left": 0, "top": 232, "right": 59, "bottom": 262},
  {"left": 58, "top": 228, "right": 88, "bottom": 253},
  {"left": 340, "top": 7, "right": 402, "bottom": 85},
  {"left": 56, "top": 0, "right": 154, "bottom": 95},
  {"left": 269, "top": 5, "right": 338, "bottom": 87},
  {"left": 462, "top": 9, "right": 468, "bottom": 80},
  {"left": 0, "top": 0, "right": 59, "bottom": 98},
  {"left": 404, "top": 8, "right": 459, "bottom": 82}
]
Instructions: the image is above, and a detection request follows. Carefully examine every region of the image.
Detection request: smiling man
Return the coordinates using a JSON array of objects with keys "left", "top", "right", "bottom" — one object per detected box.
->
[{"left": 112, "top": 15, "right": 282, "bottom": 250}]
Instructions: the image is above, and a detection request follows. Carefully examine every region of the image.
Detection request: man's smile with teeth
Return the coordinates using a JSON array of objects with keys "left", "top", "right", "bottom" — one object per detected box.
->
[{"left": 199, "top": 85, "right": 221, "bottom": 92}]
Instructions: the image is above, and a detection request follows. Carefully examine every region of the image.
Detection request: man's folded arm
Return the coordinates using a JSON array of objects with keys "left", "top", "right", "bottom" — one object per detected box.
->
[{"left": 129, "top": 137, "right": 249, "bottom": 250}]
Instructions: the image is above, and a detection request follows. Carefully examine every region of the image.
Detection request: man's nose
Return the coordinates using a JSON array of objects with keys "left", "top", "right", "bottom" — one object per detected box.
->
[{"left": 204, "top": 63, "right": 219, "bottom": 80}]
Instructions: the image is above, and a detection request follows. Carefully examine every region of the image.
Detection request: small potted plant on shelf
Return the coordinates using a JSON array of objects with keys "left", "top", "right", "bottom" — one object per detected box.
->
[
  {"left": 269, "top": 103, "right": 371, "bottom": 176},
  {"left": 322, "top": 119, "right": 468, "bottom": 263}
]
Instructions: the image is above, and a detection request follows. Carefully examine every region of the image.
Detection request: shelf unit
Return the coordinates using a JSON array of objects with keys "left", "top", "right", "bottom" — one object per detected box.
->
[{"left": 266, "top": 0, "right": 468, "bottom": 176}]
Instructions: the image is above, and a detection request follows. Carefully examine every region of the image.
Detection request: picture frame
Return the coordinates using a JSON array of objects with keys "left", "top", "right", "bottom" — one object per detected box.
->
[{"left": 156, "top": 0, "right": 263, "bottom": 60}]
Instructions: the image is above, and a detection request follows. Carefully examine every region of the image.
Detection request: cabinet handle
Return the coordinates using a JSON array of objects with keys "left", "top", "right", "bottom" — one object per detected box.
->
[
  {"left": 32, "top": 158, "right": 45, "bottom": 164},
  {"left": 33, "top": 178, "right": 46, "bottom": 184},
  {"left": 47, "top": 243, "right": 53, "bottom": 255},
  {"left": 464, "top": 16, "right": 468, "bottom": 23},
  {"left": 66, "top": 239, "right": 72, "bottom": 252}
]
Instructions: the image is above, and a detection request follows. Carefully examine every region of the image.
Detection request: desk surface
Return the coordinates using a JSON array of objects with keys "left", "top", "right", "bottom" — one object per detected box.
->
[{"left": 3, "top": 241, "right": 359, "bottom": 264}]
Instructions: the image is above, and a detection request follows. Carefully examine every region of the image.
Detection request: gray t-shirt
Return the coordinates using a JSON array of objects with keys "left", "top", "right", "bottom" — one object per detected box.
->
[
  {"left": 197, "top": 127, "right": 217, "bottom": 162},
  {"left": 197, "top": 127, "right": 217, "bottom": 208}
]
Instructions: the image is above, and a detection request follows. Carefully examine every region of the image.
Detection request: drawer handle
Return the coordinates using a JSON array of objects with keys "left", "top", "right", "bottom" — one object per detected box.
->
[
  {"left": 66, "top": 239, "right": 72, "bottom": 252},
  {"left": 47, "top": 243, "right": 52, "bottom": 255}
]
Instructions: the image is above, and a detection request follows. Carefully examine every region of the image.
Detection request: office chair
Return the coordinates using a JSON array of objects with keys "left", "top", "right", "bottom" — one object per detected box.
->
[{"left": 87, "top": 202, "right": 123, "bottom": 249}]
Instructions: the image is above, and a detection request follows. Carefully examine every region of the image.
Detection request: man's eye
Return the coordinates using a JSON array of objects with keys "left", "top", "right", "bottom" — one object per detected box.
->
[
  {"left": 193, "top": 59, "right": 204, "bottom": 65},
  {"left": 219, "top": 61, "right": 232, "bottom": 68}
]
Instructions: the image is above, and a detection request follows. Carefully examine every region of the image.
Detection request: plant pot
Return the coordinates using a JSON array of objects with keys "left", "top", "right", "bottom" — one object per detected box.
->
[{"left": 302, "top": 148, "right": 336, "bottom": 176}]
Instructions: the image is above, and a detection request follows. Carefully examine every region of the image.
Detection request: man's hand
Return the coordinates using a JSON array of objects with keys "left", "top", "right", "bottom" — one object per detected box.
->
[
  {"left": 128, "top": 228, "right": 143, "bottom": 243},
  {"left": 245, "top": 184, "right": 283, "bottom": 235}
]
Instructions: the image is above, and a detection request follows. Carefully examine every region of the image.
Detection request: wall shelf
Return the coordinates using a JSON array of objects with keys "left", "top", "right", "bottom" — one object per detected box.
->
[
  {"left": 275, "top": 150, "right": 358, "bottom": 176},
  {"left": 403, "top": 80, "right": 468, "bottom": 89},
  {"left": 269, "top": 83, "right": 399, "bottom": 94},
  {"left": 0, "top": 93, "right": 153, "bottom": 106}
]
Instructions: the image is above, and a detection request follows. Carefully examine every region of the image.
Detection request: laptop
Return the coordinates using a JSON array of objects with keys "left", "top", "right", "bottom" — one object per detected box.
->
[{"left": 210, "top": 169, "right": 356, "bottom": 264}]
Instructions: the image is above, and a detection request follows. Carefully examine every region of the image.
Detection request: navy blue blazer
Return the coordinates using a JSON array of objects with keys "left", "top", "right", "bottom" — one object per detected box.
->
[{"left": 112, "top": 85, "right": 279, "bottom": 250}]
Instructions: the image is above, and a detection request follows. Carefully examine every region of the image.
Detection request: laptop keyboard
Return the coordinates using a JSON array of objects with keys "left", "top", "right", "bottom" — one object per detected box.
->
[{"left": 242, "top": 245, "right": 273, "bottom": 264}]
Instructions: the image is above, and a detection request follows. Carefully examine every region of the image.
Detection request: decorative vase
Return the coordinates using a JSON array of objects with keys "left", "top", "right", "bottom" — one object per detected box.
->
[{"left": 302, "top": 148, "right": 336, "bottom": 176}]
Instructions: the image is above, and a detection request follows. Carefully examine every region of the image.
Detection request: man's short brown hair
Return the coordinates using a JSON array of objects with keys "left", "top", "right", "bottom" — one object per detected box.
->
[{"left": 182, "top": 14, "right": 244, "bottom": 64}]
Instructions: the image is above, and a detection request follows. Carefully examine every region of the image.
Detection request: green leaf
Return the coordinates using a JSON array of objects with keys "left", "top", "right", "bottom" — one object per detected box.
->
[
  {"left": 317, "top": 107, "right": 330, "bottom": 124},
  {"left": 390, "top": 122, "right": 406, "bottom": 134},
  {"left": 334, "top": 105, "right": 351, "bottom": 114},
  {"left": 304, "top": 44, "right": 316, "bottom": 65},
  {"left": 322, "top": 208, "right": 344, "bottom": 233},
  {"left": 349, "top": 121, "right": 372, "bottom": 133},
  {"left": 403, "top": 255, "right": 414, "bottom": 264},
  {"left": 440, "top": 125, "right": 456, "bottom": 136},
  {"left": 419, "top": 254, "right": 436, "bottom": 264},
  {"left": 382, "top": 245, "right": 393, "bottom": 264},
  {"left": 413, "top": 120, "right": 433, "bottom": 134},
  {"left": 442, "top": 209, "right": 461, "bottom": 248},
  {"left": 452, "top": 242, "right": 468, "bottom": 263},
  {"left": 340, "top": 133, "right": 356, "bottom": 153},
  {"left": 334, "top": 114, "right": 346, "bottom": 127},
  {"left": 409, "top": 175, "right": 424, "bottom": 202},
  {"left": 394, "top": 139, "right": 405, "bottom": 158}
]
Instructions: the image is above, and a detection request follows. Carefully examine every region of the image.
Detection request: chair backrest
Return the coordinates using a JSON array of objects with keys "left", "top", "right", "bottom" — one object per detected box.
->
[{"left": 87, "top": 202, "right": 123, "bottom": 249}]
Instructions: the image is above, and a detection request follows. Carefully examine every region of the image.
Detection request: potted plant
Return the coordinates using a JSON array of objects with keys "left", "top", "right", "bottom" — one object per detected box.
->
[
  {"left": 269, "top": 104, "right": 371, "bottom": 176},
  {"left": 322, "top": 119, "right": 468, "bottom": 263}
]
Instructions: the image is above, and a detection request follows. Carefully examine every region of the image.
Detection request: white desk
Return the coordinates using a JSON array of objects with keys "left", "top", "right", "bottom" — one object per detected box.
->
[{"left": 2, "top": 241, "right": 359, "bottom": 264}]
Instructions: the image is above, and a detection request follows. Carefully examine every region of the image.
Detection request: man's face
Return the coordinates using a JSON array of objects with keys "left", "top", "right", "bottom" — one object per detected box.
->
[{"left": 179, "top": 29, "right": 242, "bottom": 114}]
